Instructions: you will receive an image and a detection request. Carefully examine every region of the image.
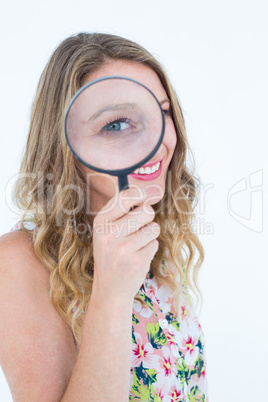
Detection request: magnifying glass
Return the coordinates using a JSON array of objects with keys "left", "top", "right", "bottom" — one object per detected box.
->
[{"left": 65, "top": 76, "right": 165, "bottom": 192}]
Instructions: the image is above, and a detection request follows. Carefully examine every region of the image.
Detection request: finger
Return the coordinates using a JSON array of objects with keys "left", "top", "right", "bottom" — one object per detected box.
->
[
  {"left": 105, "top": 204, "right": 156, "bottom": 238},
  {"left": 137, "top": 238, "right": 159, "bottom": 262},
  {"left": 95, "top": 186, "right": 147, "bottom": 223},
  {"left": 127, "top": 222, "right": 160, "bottom": 252}
]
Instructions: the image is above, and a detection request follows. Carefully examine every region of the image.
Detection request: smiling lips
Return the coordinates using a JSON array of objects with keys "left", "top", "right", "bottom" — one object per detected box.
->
[
  {"left": 133, "top": 161, "right": 160, "bottom": 175},
  {"left": 129, "top": 158, "right": 163, "bottom": 181}
]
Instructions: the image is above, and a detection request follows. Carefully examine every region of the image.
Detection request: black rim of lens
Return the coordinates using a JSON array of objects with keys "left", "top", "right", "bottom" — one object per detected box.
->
[{"left": 64, "top": 75, "right": 165, "bottom": 176}]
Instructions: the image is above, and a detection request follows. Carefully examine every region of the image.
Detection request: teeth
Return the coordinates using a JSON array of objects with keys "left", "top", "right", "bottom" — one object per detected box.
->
[{"left": 133, "top": 161, "right": 161, "bottom": 175}]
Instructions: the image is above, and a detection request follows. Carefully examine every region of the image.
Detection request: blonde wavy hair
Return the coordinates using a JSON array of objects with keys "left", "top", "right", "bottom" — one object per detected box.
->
[{"left": 13, "top": 32, "right": 204, "bottom": 347}]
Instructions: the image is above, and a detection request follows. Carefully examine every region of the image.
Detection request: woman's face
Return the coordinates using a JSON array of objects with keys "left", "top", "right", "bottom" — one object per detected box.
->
[{"left": 76, "top": 60, "right": 177, "bottom": 213}]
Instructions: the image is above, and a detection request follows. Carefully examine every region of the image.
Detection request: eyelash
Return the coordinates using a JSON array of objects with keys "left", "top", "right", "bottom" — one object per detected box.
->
[
  {"left": 162, "top": 108, "right": 171, "bottom": 116},
  {"left": 101, "top": 109, "right": 171, "bottom": 133},
  {"left": 103, "top": 116, "right": 130, "bottom": 128}
]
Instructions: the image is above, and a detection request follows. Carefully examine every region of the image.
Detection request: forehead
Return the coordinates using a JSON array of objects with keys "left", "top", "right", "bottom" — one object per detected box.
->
[{"left": 83, "top": 60, "right": 168, "bottom": 102}]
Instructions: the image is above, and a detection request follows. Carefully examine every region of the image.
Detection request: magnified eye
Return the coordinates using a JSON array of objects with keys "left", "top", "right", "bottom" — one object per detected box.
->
[
  {"left": 103, "top": 118, "right": 131, "bottom": 132},
  {"left": 162, "top": 108, "right": 171, "bottom": 117}
]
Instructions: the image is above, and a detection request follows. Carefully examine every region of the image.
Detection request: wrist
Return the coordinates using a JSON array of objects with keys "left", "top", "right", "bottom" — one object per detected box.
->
[{"left": 90, "top": 285, "right": 134, "bottom": 313}]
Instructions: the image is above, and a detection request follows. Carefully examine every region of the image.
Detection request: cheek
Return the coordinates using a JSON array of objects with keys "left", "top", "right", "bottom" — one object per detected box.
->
[
  {"left": 165, "top": 121, "right": 177, "bottom": 156},
  {"left": 76, "top": 161, "right": 117, "bottom": 194},
  {"left": 89, "top": 173, "right": 118, "bottom": 193}
]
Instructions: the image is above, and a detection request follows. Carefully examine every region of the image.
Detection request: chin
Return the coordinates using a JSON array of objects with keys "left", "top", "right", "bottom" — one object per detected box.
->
[{"left": 144, "top": 181, "right": 165, "bottom": 206}]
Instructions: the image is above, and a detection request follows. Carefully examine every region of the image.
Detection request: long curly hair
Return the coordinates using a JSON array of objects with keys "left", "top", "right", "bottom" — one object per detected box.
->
[{"left": 13, "top": 32, "right": 204, "bottom": 347}]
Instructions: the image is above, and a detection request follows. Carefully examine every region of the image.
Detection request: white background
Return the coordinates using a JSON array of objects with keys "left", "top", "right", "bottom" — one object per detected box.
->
[{"left": 0, "top": 0, "right": 267, "bottom": 401}]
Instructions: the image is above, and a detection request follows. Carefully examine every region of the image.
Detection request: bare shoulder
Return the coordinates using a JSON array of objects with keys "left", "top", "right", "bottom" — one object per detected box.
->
[
  {"left": 0, "top": 229, "right": 48, "bottom": 275},
  {"left": 0, "top": 230, "right": 77, "bottom": 401},
  {"left": 0, "top": 230, "right": 51, "bottom": 295}
]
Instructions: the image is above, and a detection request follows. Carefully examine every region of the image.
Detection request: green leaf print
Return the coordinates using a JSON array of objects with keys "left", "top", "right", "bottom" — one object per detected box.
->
[
  {"left": 130, "top": 367, "right": 159, "bottom": 402},
  {"left": 170, "top": 320, "right": 180, "bottom": 332},
  {"left": 131, "top": 369, "right": 151, "bottom": 400},
  {"left": 165, "top": 312, "right": 175, "bottom": 321},
  {"left": 146, "top": 322, "right": 167, "bottom": 348},
  {"left": 164, "top": 312, "right": 181, "bottom": 332},
  {"left": 197, "top": 337, "right": 203, "bottom": 351},
  {"left": 132, "top": 325, "right": 137, "bottom": 344},
  {"left": 132, "top": 313, "right": 140, "bottom": 324},
  {"left": 188, "top": 385, "right": 203, "bottom": 402},
  {"left": 195, "top": 356, "right": 204, "bottom": 378},
  {"left": 176, "top": 357, "right": 186, "bottom": 389},
  {"left": 185, "top": 367, "right": 191, "bottom": 381},
  {"left": 138, "top": 292, "right": 156, "bottom": 311},
  {"left": 144, "top": 368, "right": 157, "bottom": 384},
  {"left": 134, "top": 365, "right": 154, "bottom": 388}
]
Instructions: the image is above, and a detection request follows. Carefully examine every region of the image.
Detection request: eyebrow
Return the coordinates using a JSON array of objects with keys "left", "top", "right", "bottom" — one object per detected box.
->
[{"left": 84, "top": 103, "right": 138, "bottom": 123}]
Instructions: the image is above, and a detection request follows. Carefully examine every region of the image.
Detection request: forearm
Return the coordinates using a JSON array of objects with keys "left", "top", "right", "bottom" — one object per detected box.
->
[{"left": 61, "top": 291, "right": 133, "bottom": 402}]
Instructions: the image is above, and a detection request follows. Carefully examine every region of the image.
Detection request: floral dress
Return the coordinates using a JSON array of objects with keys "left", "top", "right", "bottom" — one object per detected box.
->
[{"left": 10, "top": 220, "right": 208, "bottom": 401}]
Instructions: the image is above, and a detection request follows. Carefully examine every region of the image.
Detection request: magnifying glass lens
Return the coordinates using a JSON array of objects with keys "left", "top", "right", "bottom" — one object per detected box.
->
[{"left": 65, "top": 77, "right": 163, "bottom": 172}]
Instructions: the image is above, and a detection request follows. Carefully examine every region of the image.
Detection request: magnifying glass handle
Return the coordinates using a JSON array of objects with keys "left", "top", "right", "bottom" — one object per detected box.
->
[
  {"left": 118, "top": 175, "right": 138, "bottom": 211},
  {"left": 118, "top": 175, "right": 129, "bottom": 192}
]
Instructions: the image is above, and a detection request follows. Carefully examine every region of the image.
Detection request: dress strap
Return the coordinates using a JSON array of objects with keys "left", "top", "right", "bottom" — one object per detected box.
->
[{"left": 10, "top": 219, "right": 39, "bottom": 232}]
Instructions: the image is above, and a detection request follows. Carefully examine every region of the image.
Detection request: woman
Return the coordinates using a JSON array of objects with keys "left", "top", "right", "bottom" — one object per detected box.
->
[{"left": 0, "top": 33, "right": 208, "bottom": 401}]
